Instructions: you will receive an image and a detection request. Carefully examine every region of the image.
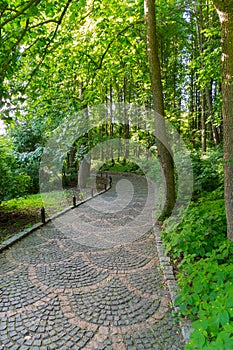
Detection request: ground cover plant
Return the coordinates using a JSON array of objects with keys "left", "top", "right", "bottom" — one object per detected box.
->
[{"left": 162, "top": 150, "right": 233, "bottom": 349}]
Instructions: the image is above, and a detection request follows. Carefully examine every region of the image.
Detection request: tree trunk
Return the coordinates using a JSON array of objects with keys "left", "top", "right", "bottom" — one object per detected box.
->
[
  {"left": 214, "top": 0, "right": 233, "bottom": 240},
  {"left": 123, "top": 77, "right": 130, "bottom": 161},
  {"left": 109, "top": 84, "right": 114, "bottom": 164},
  {"left": 78, "top": 157, "right": 90, "bottom": 189},
  {"left": 201, "top": 92, "right": 207, "bottom": 153},
  {"left": 144, "top": 0, "right": 176, "bottom": 220}
]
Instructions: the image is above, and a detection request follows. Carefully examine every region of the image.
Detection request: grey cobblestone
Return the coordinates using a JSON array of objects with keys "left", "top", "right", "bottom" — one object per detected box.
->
[
  {"left": 127, "top": 265, "right": 166, "bottom": 296},
  {"left": 36, "top": 256, "right": 109, "bottom": 289},
  {"left": 0, "top": 174, "right": 185, "bottom": 349},
  {"left": 88, "top": 246, "right": 151, "bottom": 271},
  {"left": 69, "top": 277, "right": 160, "bottom": 326},
  {"left": 0, "top": 268, "right": 50, "bottom": 311},
  {"left": 12, "top": 241, "right": 72, "bottom": 264}
]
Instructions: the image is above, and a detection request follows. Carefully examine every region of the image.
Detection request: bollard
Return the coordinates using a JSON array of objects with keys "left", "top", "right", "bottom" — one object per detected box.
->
[
  {"left": 91, "top": 188, "right": 94, "bottom": 197},
  {"left": 73, "top": 196, "right": 76, "bottom": 207},
  {"left": 41, "top": 207, "right": 46, "bottom": 224},
  {"left": 104, "top": 183, "right": 107, "bottom": 190},
  {"left": 109, "top": 176, "right": 112, "bottom": 187}
]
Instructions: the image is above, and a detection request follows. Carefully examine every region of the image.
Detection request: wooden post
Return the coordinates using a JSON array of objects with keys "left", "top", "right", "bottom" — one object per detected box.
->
[{"left": 41, "top": 207, "right": 46, "bottom": 224}]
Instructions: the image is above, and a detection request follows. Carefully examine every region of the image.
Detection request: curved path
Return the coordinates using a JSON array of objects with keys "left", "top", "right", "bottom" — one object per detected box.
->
[{"left": 0, "top": 174, "right": 184, "bottom": 349}]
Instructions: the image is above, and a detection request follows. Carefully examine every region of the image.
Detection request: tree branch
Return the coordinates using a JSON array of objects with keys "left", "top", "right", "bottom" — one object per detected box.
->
[
  {"left": 98, "top": 21, "right": 144, "bottom": 70},
  {"left": 87, "top": 20, "right": 144, "bottom": 85},
  {"left": 0, "top": 0, "right": 42, "bottom": 28},
  {"left": 0, "top": 19, "right": 30, "bottom": 78},
  {"left": 30, "top": 20, "right": 59, "bottom": 29},
  {"left": 23, "top": 0, "right": 73, "bottom": 92}
]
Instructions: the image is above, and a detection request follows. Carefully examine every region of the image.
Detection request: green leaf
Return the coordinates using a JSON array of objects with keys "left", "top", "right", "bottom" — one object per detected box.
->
[
  {"left": 223, "top": 323, "right": 233, "bottom": 333},
  {"left": 192, "top": 318, "right": 208, "bottom": 331},
  {"left": 225, "top": 338, "right": 233, "bottom": 348},
  {"left": 219, "top": 310, "right": 229, "bottom": 327},
  {"left": 174, "top": 294, "right": 183, "bottom": 306},
  {"left": 226, "top": 296, "right": 233, "bottom": 308},
  {"left": 193, "top": 277, "right": 204, "bottom": 293},
  {"left": 208, "top": 317, "right": 220, "bottom": 334},
  {"left": 190, "top": 331, "right": 206, "bottom": 347}
]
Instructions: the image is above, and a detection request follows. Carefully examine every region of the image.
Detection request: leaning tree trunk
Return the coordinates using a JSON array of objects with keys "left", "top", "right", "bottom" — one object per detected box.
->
[
  {"left": 144, "top": 0, "right": 176, "bottom": 220},
  {"left": 214, "top": 0, "right": 233, "bottom": 240}
]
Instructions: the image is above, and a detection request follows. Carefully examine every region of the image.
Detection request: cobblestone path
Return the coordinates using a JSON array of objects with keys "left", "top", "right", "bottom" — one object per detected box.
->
[{"left": 0, "top": 175, "right": 184, "bottom": 350}]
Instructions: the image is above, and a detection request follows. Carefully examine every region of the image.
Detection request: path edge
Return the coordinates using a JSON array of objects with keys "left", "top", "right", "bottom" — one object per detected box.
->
[
  {"left": 153, "top": 224, "right": 193, "bottom": 345},
  {"left": 0, "top": 187, "right": 111, "bottom": 253}
]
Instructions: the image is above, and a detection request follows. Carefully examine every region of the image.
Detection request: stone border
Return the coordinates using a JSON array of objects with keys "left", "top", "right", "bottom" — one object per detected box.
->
[
  {"left": 0, "top": 186, "right": 111, "bottom": 253},
  {"left": 153, "top": 224, "right": 193, "bottom": 344}
]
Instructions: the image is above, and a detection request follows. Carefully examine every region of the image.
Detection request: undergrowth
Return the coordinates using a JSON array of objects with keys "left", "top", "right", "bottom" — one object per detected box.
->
[
  {"left": 100, "top": 159, "right": 144, "bottom": 174},
  {"left": 162, "top": 149, "right": 233, "bottom": 349}
]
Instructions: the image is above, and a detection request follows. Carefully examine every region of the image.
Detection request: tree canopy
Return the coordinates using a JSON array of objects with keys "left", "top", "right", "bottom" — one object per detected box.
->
[{"left": 0, "top": 0, "right": 231, "bottom": 236}]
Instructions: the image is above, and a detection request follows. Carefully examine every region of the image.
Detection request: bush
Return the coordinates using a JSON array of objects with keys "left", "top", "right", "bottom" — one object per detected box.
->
[
  {"left": 191, "top": 147, "right": 223, "bottom": 196},
  {"left": 162, "top": 192, "right": 226, "bottom": 264},
  {"left": 14, "top": 147, "right": 43, "bottom": 194},
  {"left": 161, "top": 182, "right": 233, "bottom": 349},
  {"left": 0, "top": 137, "right": 31, "bottom": 201},
  {"left": 100, "top": 159, "right": 144, "bottom": 174},
  {"left": 176, "top": 253, "right": 233, "bottom": 349}
]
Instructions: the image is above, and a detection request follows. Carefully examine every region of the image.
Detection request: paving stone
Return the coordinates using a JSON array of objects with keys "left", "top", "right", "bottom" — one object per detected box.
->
[{"left": 0, "top": 174, "right": 185, "bottom": 349}]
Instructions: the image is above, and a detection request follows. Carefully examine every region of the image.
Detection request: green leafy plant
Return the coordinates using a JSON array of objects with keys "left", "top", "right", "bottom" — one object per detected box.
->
[
  {"left": 0, "top": 137, "right": 32, "bottom": 202},
  {"left": 191, "top": 148, "right": 224, "bottom": 196},
  {"left": 176, "top": 255, "right": 233, "bottom": 349},
  {"left": 162, "top": 197, "right": 226, "bottom": 264},
  {"left": 162, "top": 172, "right": 233, "bottom": 349}
]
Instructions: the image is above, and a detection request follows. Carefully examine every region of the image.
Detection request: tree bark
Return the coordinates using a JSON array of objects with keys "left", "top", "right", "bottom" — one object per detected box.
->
[
  {"left": 78, "top": 157, "right": 90, "bottom": 189},
  {"left": 144, "top": 0, "right": 176, "bottom": 220},
  {"left": 214, "top": 0, "right": 233, "bottom": 240},
  {"left": 201, "top": 92, "right": 207, "bottom": 153}
]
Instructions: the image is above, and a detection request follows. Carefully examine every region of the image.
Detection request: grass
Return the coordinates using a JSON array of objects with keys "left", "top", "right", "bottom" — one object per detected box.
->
[
  {"left": 0, "top": 174, "right": 109, "bottom": 243},
  {"left": 0, "top": 189, "right": 85, "bottom": 243}
]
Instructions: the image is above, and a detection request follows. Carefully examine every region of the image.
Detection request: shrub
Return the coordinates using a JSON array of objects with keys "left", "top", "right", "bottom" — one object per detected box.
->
[
  {"left": 161, "top": 182, "right": 233, "bottom": 349},
  {"left": 162, "top": 193, "right": 226, "bottom": 264},
  {"left": 0, "top": 137, "right": 31, "bottom": 202},
  {"left": 100, "top": 159, "right": 144, "bottom": 174},
  {"left": 176, "top": 254, "right": 233, "bottom": 349},
  {"left": 191, "top": 147, "right": 223, "bottom": 196}
]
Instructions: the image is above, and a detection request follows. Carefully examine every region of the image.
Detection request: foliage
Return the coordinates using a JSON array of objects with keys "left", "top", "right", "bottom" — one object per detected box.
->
[
  {"left": 162, "top": 168, "right": 232, "bottom": 348},
  {"left": 191, "top": 147, "right": 224, "bottom": 196},
  {"left": 176, "top": 249, "right": 233, "bottom": 349},
  {"left": 0, "top": 0, "right": 230, "bottom": 344},
  {"left": 0, "top": 0, "right": 224, "bottom": 205},
  {"left": 0, "top": 189, "right": 75, "bottom": 212},
  {"left": 0, "top": 137, "right": 31, "bottom": 201},
  {"left": 100, "top": 158, "right": 143, "bottom": 174},
  {"left": 162, "top": 144, "right": 230, "bottom": 347},
  {"left": 163, "top": 198, "right": 226, "bottom": 264}
]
